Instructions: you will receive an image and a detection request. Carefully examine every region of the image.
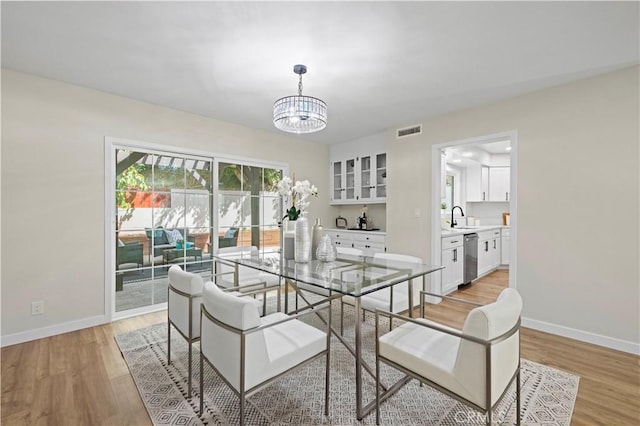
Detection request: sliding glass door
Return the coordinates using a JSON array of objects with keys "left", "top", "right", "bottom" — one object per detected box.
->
[
  {"left": 217, "top": 160, "right": 283, "bottom": 254},
  {"left": 114, "top": 148, "right": 214, "bottom": 313}
]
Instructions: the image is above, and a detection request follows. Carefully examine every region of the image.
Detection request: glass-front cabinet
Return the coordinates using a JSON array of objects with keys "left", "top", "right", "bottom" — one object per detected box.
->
[
  {"left": 360, "top": 153, "right": 386, "bottom": 201},
  {"left": 331, "top": 157, "right": 357, "bottom": 203},
  {"left": 330, "top": 152, "right": 386, "bottom": 204}
]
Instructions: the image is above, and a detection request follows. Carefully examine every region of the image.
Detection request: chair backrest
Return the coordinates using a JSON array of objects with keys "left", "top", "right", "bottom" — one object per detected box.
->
[
  {"left": 168, "top": 265, "right": 204, "bottom": 338},
  {"left": 336, "top": 246, "right": 365, "bottom": 256},
  {"left": 215, "top": 246, "right": 264, "bottom": 286},
  {"left": 372, "top": 252, "right": 423, "bottom": 310},
  {"left": 201, "top": 281, "right": 268, "bottom": 391},
  {"left": 454, "top": 288, "right": 523, "bottom": 408}
]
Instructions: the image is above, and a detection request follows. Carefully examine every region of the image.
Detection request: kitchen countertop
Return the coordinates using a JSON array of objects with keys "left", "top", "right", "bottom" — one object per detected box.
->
[
  {"left": 325, "top": 228, "right": 386, "bottom": 235},
  {"left": 441, "top": 225, "right": 507, "bottom": 237}
]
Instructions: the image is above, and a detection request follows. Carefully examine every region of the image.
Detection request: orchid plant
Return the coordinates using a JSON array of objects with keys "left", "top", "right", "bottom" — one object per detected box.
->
[{"left": 277, "top": 175, "right": 318, "bottom": 221}]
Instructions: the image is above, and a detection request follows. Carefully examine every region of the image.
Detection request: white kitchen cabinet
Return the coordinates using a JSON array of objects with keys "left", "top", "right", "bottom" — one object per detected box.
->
[
  {"left": 466, "top": 164, "right": 490, "bottom": 201},
  {"left": 331, "top": 157, "right": 357, "bottom": 202},
  {"left": 352, "top": 232, "right": 385, "bottom": 257},
  {"left": 501, "top": 227, "right": 510, "bottom": 265},
  {"left": 330, "top": 136, "right": 386, "bottom": 205},
  {"left": 359, "top": 153, "right": 387, "bottom": 201},
  {"left": 489, "top": 167, "right": 510, "bottom": 201},
  {"left": 477, "top": 228, "right": 501, "bottom": 276},
  {"left": 324, "top": 229, "right": 386, "bottom": 257},
  {"left": 441, "top": 235, "right": 464, "bottom": 294}
]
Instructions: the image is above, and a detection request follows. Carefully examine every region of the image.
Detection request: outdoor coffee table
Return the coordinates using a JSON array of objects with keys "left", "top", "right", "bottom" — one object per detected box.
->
[{"left": 163, "top": 247, "right": 203, "bottom": 264}]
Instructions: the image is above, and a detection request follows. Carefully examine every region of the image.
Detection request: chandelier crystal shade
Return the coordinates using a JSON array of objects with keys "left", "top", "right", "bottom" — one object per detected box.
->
[{"left": 273, "top": 64, "right": 327, "bottom": 134}]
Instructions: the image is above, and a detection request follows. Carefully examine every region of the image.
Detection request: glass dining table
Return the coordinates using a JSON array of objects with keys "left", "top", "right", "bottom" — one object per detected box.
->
[{"left": 214, "top": 251, "right": 443, "bottom": 420}]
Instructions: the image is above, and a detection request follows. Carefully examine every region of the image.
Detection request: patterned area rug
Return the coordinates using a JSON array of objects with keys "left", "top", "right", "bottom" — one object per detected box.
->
[{"left": 115, "top": 303, "right": 579, "bottom": 425}]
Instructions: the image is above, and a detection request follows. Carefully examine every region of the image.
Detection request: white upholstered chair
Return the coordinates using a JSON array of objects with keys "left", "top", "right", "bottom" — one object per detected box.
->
[
  {"left": 167, "top": 265, "right": 262, "bottom": 398},
  {"left": 215, "top": 246, "right": 281, "bottom": 314},
  {"left": 336, "top": 246, "right": 365, "bottom": 257},
  {"left": 341, "top": 252, "right": 423, "bottom": 333},
  {"left": 167, "top": 265, "right": 204, "bottom": 398},
  {"left": 375, "top": 288, "right": 523, "bottom": 425},
  {"left": 199, "top": 281, "right": 331, "bottom": 425}
]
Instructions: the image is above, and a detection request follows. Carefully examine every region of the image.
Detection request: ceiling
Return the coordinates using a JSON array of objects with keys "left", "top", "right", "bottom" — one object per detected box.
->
[{"left": 2, "top": 1, "right": 638, "bottom": 145}]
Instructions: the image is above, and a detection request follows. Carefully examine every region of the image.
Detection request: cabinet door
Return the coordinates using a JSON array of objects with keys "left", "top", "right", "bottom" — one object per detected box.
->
[
  {"left": 501, "top": 235, "right": 510, "bottom": 265},
  {"left": 359, "top": 153, "right": 387, "bottom": 202},
  {"left": 481, "top": 166, "right": 490, "bottom": 201},
  {"left": 331, "top": 158, "right": 358, "bottom": 203},
  {"left": 360, "top": 155, "right": 373, "bottom": 200},
  {"left": 331, "top": 161, "right": 345, "bottom": 202},
  {"left": 466, "top": 164, "right": 490, "bottom": 201},
  {"left": 489, "top": 167, "right": 510, "bottom": 201},
  {"left": 442, "top": 246, "right": 463, "bottom": 293},
  {"left": 374, "top": 153, "right": 387, "bottom": 199},
  {"left": 490, "top": 237, "right": 501, "bottom": 269},
  {"left": 345, "top": 158, "right": 357, "bottom": 201},
  {"left": 477, "top": 238, "right": 491, "bottom": 276}
]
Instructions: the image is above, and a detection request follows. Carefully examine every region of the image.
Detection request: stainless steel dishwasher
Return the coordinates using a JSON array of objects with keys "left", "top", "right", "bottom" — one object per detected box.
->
[{"left": 463, "top": 233, "right": 478, "bottom": 285}]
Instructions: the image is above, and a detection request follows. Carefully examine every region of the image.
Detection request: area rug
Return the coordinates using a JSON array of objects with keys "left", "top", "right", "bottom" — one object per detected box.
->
[{"left": 116, "top": 304, "right": 579, "bottom": 425}]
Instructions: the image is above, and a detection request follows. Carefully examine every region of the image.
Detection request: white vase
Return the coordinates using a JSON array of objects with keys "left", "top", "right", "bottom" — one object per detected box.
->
[
  {"left": 283, "top": 219, "right": 296, "bottom": 260},
  {"left": 294, "top": 216, "right": 311, "bottom": 263},
  {"left": 311, "top": 217, "right": 324, "bottom": 260}
]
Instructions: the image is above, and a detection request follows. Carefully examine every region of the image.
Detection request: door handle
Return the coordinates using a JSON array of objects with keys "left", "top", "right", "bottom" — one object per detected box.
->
[
  {"left": 506, "top": 192, "right": 509, "bottom": 201},
  {"left": 493, "top": 239, "right": 496, "bottom": 249},
  {"left": 453, "top": 248, "right": 457, "bottom": 262},
  {"left": 482, "top": 191, "right": 486, "bottom": 201},
  {"left": 485, "top": 241, "right": 489, "bottom": 252}
]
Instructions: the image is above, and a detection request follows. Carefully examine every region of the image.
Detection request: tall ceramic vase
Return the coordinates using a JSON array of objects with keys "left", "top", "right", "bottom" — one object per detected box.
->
[{"left": 294, "top": 216, "right": 311, "bottom": 263}]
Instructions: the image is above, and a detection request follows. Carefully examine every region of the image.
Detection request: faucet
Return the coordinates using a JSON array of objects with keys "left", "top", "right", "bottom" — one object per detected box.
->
[{"left": 451, "top": 205, "right": 464, "bottom": 228}]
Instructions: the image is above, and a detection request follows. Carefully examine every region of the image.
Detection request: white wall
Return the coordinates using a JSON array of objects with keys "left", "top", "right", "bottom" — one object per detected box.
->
[
  {"left": 1, "top": 71, "right": 331, "bottom": 343},
  {"left": 386, "top": 66, "right": 639, "bottom": 352}
]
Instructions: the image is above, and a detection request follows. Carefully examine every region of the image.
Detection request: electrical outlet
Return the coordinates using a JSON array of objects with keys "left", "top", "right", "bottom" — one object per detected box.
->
[{"left": 31, "top": 300, "right": 44, "bottom": 316}]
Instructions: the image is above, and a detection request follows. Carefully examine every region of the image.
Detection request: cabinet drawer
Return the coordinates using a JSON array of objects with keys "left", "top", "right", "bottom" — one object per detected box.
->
[
  {"left": 442, "top": 236, "right": 464, "bottom": 250},
  {"left": 352, "top": 233, "right": 385, "bottom": 244},
  {"left": 477, "top": 230, "right": 493, "bottom": 241}
]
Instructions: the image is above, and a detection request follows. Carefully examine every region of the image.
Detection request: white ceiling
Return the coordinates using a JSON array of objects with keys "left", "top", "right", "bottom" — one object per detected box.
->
[{"left": 2, "top": 1, "right": 638, "bottom": 145}]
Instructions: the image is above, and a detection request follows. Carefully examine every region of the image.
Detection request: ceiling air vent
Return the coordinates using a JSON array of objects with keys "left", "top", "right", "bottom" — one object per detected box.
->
[{"left": 396, "top": 124, "right": 422, "bottom": 138}]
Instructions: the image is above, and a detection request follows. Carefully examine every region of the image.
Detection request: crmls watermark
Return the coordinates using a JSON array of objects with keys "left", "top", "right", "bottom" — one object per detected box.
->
[{"left": 453, "top": 409, "right": 509, "bottom": 424}]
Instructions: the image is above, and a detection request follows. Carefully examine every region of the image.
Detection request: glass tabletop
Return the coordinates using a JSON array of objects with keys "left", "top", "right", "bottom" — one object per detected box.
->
[{"left": 215, "top": 252, "right": 443, "bottom": 297}]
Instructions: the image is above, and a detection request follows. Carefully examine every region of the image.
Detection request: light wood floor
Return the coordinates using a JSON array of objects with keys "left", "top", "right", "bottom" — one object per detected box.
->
[{"left": 2, "top": 270, "right": 639, "bottom": 425}]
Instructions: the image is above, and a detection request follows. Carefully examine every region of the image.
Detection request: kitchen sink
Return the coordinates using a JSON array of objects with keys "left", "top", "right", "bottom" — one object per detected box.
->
[
  {"left": 451, "top": 226, "right": 480, "bottom": 230},
  {"left": 347, "top": 227, "right": 381, "bottom": 231}
]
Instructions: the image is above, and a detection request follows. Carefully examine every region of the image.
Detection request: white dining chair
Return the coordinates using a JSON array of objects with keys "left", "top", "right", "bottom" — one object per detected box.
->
[
  {"left": 341, "top": 252, "right": 422, "bottom": 333},
  {"left": 167, "top": 265, "right": 263, "bottom": 398},
  {"left": 375, "top": 288, "right": 523, "bottom": 425},
  {"left": 199, "top": 281, "right": 331, "bottom": 425},
  {"left": 215, "top": 246, "right": 281, "bottom": 315}
]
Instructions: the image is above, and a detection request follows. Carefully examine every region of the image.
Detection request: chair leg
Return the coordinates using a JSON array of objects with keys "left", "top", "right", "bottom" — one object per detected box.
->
[
  {"left": 187, "top": 340, "right": 192, "bottom": 398},
  {"left": 199, "top": 351, "right": 204, "bottom": 415},
  {"left": 340, "top": 301, "right": 344, "bottom": 335},
  {"left": 167, "top": 320, "right": 171, "bottom": 365},
  {"left": 240, "top": 391, "right": 245, "bottom": 426},
  {"left": 375, "top": 351, "right": 381, "bottom": 425},
  {"left": 516, "top": 367, "right": 521, "bottom": 425}
]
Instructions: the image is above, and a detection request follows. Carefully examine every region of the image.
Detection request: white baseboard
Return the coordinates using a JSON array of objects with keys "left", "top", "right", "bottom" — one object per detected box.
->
[
  {"left": 0, "top": 315, "right": 108, "bottom": 347},
  {"left": 522, "top": 317, "right": 640, "bottom": 355}
]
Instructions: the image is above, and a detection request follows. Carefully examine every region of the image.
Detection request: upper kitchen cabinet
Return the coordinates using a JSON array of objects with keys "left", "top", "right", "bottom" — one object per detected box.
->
[
  {"left": 466, "top": 164, "right": 490, "bottom": 201},
  {"left": 330, "top": 135, "right": 386, "bottom": 205},
  {"left": 331, "top": 157, "right": 357, "bottom": 202},
  {"left": 465, "top": 164, "right": 510, "bottom": 202},
  {"left": 489, "top": 167, "right": 510, "bottom": 201}
]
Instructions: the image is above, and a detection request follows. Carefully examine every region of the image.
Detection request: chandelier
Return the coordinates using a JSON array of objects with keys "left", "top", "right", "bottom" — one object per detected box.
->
[{"left": 273, "top": 64, "right": 327, "bottom": 134}]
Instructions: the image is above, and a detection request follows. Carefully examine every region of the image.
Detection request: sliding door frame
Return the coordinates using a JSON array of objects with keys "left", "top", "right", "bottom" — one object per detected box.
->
[{"left": 104, "top": 136, "right": 287, "bottom": 321}]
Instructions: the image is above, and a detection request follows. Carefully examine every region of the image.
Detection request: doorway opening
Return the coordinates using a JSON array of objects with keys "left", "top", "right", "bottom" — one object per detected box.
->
[{"left": 430, "top": 131, "right": 517, "bottom": 297}]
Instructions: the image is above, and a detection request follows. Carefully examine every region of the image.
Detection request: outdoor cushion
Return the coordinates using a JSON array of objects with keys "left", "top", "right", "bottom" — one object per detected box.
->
[{"left": 165, "top": 228, "right": 183, "bottom": 245}]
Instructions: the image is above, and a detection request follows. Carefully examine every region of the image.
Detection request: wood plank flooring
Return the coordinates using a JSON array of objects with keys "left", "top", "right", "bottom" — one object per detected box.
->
[{"left": 2, "top": 270, "right": 638, "bottom": 425}]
